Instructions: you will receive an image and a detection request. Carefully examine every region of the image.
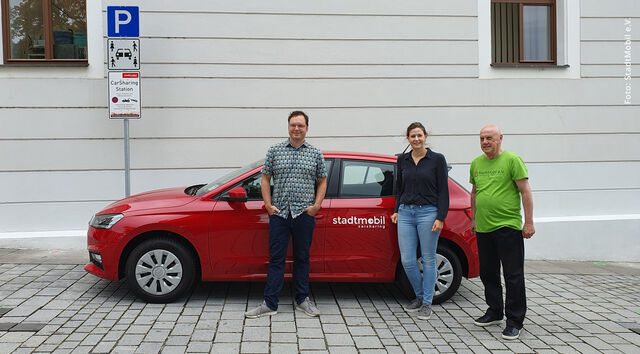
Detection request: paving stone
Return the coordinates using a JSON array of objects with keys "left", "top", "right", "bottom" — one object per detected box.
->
[
  {"left": 0, "top": 323, "right": 16, "bottom": 331},
  {"left": 299, "top": 338, "right": 327, "bottom": 350},
  {"left": 240, "top": 341, "right": 269, "bottom": 353},
  {"left": 349, "top": 326, "right": 376, "bottom": 336},
  {"left": 272, "top": 321, "right": 297, "bottom": 332},
  {"left": 20, "top": 334, "right": 47, "bottom": 347},
  {"left": 79, "top": 334, "right": 102, "bottom": 346},
  {"left": 117, "top": 334, "right": 144, "bottom": 346},
  {"left": 353, "top": 336, "right": 384, "bottom": 349},
  {"left": 505, "top": 342, "right": 535, "bottom": 353},
  {"left": 322, "top": 323, "right": 348, "bottom": 334},
  {"left": 297, "top": 327, "right": 324, "bottom": 338},
  {"left": 160, "top": 345, "right": 187, "bottom": 354},
  {"left": 92, "top": 341, "right": 116, "bottom": 353},
  {"left": 0, "top": 331, "right": 33, "bottom": 342},
  {"left": 326, "top": 333, "right": 355, "bottom": 346},
  {"left": 217, "top": 319, "right": 243, "bottom": 332},
  {"left": 270, "top": 343, "right": 299, "bottom": 353},
  {"left": 165, "top": 335, "right": 190, "bottom": 346},
  {"left": 71, "top": 346, "right": 94, "bottom": 354},
  {"left": 186, "top": 341, "right": 212, "bottom": 353},
  {"left": 143, "top": 329, "right": 170, "bottom": 342},
  {"left": 272, "top": 332, "right": 298, "bottom": 343},
  {"left": 214, "top": 332, "right": 242, "bottom": 343},
  {"left": 0, "top": 342, "right": 20, "bottom": 354},
  {"left": 242, "top": 326, "right": 270, "bottom": 341},
  {"left": 57, "top": 340, "right": 81, "bottom": 349},
  {"left": 110, "top": 345, "right": 137, "bottom": 353},
  {"left": 211, "top": 342, "right": 240, "bottom": 353},
  {"left": 328, "top": 346, "right": 358, "bottom": 354}
]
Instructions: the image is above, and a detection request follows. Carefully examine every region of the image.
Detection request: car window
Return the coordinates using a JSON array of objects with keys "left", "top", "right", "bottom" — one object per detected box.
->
[
  {"left": 339, "top": 160, "right": 394, "bottom": 198},
  {"left": 195, "top": 159, "right": 264, "bottom": 196},
  {"left": 238, "top": 173, "right": 268, "bottom": 200},
  {"left": 228, "top": 159, "right": 333, "bottom": 201}
]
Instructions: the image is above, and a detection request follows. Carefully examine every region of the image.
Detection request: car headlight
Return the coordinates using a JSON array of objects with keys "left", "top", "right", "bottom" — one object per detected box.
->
[{"left": 89, "top": 213, "right": 124, "bottom": 229}]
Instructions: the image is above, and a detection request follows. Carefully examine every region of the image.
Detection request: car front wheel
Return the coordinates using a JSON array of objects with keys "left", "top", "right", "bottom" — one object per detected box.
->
[
  {"left": 397, "top": 244, "right": 463, "bottom": 304},
  {"left": 125, "top": 238, "right": 196, "bottom": 303}
]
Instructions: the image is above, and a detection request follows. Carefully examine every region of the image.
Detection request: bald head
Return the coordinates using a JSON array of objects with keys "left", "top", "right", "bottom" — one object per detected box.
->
[
  {"left": 479, "top": 125, "right": 503, "bottom": 159},
  {"left": 480, "top": 125, "right": 502, "bottom": 136}
]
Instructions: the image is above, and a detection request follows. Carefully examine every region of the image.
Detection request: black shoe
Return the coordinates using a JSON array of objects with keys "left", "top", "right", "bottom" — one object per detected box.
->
[
  {"left": 502, "top": 326, "right": 521, "bottom": 340},
  {"left": 473, "top": 313, "right": 503, "bottom": 327}
]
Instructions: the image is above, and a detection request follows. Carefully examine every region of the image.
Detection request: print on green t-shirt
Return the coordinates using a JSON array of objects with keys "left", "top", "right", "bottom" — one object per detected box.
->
[{"left": 469, "top": 150, "right": 528, "bottom": 233}]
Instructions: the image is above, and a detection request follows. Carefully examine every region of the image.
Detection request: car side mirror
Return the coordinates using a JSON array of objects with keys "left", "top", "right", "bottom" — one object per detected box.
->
[{"left": 225, "top": 187, "right": 248, "bottom": 203}]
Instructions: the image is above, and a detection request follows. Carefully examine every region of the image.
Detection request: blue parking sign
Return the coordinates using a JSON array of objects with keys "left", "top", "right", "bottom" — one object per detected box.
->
[{"left": 107, "top": 6, "right": 139, "bottom": 37}]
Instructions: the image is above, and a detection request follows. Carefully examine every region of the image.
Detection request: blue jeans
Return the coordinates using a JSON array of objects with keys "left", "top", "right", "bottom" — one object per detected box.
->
[
  {"left": 397, "top": 204, "right": 440, "bottom": 304},
  {"left": 264, "top": 212, "right": 315, "bottom": 310}
]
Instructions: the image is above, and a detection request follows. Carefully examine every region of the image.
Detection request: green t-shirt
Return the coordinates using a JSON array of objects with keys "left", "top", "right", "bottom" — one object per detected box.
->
[{"left": 469, "top": 150, "right": 528, "bottom": 233}]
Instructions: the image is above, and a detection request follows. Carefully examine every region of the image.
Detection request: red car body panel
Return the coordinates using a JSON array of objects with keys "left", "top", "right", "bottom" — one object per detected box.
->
[{"left": 85, "top": 151, "right": 478, "bottom": 284}]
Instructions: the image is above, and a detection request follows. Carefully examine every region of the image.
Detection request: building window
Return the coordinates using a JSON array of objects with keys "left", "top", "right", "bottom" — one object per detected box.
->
[
  {"left": 491, "top": 0, "right": 556, "bottom": 65},
  {"left": 2, "top": 0, "right": 87, "bottom": 63}
]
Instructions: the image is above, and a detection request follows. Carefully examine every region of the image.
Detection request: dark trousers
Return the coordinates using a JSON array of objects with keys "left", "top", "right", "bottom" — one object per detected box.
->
[
  {"left": 476, "top": 227, "right": 526, "bottom": 329},
  {"left": 264, "top": 212, "right": 315, "bottom": 310}
]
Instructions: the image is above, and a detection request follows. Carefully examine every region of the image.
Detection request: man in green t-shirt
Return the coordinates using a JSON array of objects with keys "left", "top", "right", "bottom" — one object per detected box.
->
[{"left": 469, "top": 125, "right": 535, "bottom": 340}]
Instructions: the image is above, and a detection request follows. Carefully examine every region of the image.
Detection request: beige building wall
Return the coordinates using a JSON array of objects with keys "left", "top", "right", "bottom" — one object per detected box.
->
[{"left": 0, "top": 0, "right": 638, "bottom": 260}]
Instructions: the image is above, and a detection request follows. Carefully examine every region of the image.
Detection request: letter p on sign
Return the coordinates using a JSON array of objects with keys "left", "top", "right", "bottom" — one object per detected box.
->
[{"left": 108, "top": 6, "right": 139, "bottom": 37}]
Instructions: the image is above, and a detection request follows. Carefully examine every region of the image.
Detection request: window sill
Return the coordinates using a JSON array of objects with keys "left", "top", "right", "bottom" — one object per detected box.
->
[
  {"left": 490, "top": 64, "right": 570, "bottom": 68},
  {"left": 1, "top": 63, "right": 89, "bottom": 67}
]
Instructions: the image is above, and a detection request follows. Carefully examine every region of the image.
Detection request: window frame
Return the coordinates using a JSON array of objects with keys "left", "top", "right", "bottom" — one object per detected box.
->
[
  {"left": 491, "top": 0, "right": 556, "bottom": 66},
  {"left": 1, "top": 0, "right": 87, "bottom": 64}
]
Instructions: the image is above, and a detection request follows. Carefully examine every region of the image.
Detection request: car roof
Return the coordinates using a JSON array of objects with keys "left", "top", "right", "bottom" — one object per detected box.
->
[{"left": 322, "top": 151, "right": 397, "bottom": 163}]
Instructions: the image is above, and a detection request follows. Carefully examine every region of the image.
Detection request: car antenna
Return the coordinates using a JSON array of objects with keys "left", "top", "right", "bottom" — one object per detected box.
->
[{"left": 396, "top": 144, "right": 411, "bottom": 157}]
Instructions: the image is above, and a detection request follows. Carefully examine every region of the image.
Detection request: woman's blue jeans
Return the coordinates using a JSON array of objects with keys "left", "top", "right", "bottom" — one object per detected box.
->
[{"left": 397, "top": 204, "right": 440, "bottom": 304}]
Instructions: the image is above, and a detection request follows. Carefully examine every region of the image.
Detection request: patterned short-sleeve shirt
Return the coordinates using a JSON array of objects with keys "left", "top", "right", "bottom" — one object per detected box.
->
[{"left": 261, "top": 140, "right": 327, "bottom": 219}]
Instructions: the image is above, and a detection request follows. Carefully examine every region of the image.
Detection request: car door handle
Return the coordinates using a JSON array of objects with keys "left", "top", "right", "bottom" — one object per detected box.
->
[{"left": 314, "top": 214, "right": 325, "bottom": 219}]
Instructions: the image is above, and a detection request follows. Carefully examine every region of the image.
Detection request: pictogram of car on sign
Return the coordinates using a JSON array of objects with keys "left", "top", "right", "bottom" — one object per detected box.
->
[{"left": 115, "top": 48, "right": 132, "bottom": 60}]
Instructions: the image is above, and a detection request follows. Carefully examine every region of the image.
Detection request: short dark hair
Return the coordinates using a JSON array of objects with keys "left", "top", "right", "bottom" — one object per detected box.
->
[
  {"left": 406, "top": 122, "right": 427, "bottom": 137},
  {"left": 288, "top": 110, "right": 309, "bottom": 126}
]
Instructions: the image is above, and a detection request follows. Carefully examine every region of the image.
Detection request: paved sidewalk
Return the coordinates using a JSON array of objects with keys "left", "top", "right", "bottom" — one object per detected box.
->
[{"left": 0, "top": 249, "right": 639, "bottom": 353}]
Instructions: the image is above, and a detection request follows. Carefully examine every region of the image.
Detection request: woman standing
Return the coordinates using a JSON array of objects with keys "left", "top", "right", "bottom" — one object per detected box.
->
[{"left": 391, "top": 122, "right": 449, "bottom": 320}]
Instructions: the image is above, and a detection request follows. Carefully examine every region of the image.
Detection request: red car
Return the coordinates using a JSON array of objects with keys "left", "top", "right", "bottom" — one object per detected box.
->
[{"left": 85, "top": 152, "right": 478, "bottom": 303}]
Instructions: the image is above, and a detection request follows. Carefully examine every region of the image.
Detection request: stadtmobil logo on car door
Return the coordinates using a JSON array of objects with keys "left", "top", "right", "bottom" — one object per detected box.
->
[{"left": 332, "top": 215, "right": 387, "bottom": 229}]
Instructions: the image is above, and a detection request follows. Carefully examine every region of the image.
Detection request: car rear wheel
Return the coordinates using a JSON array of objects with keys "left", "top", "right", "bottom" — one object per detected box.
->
[
  {"left": 397, "top": 244, "right": 463, "bottom": 304},
  {"left": 125, "top": 238, "right": 196, "bottom": 303}
]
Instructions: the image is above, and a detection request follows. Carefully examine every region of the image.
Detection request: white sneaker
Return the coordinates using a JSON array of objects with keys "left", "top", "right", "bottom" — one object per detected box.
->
[
  {"left": 244, "top": 301, "right": 277, "bottom": 318},
  {"left": 296, "top": 297, "right": 320, "bottom": 317}
]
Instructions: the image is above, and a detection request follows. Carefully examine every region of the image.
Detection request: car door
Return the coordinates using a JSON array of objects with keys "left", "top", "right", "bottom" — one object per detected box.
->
[
  {"left": 209, "top": 161, "right": 332, "bottom": 278},
  {"left": 324, "top": 159, "right": 398, "bottom": 279}
]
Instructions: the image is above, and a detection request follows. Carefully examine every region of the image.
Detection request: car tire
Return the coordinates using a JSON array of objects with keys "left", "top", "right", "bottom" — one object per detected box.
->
[
  {"left": 397, "top": 244, "right": 463, "bottom": 304},
  {"left": 125, "top": 238, "right": 196, "bottom": 303}
]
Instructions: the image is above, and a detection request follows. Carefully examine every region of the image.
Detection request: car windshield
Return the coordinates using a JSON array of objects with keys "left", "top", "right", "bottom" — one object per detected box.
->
[{"left": 194, "top": 159, "right": 264, "bottom": 197}]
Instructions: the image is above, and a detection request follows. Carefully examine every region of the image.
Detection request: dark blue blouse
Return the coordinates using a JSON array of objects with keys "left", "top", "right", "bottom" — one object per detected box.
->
[{"left": 394, "top": 149, "right": 450, "bottom": 221}]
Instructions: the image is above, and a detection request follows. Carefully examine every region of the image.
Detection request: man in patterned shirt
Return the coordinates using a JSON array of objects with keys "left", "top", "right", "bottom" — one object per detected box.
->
[{"left": 245, "top": 111, "right": 327, "bottom": 318}]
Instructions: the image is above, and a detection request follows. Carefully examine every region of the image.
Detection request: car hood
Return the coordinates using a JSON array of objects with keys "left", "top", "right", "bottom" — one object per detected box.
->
[{"left": 98, "top": 187, "right": 197, "bottom": 214}]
